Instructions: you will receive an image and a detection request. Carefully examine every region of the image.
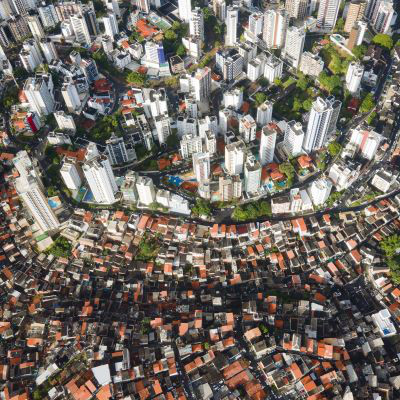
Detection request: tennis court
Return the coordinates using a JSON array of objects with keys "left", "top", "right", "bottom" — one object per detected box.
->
[{"left": 148, "top": 12, "right": 171, "bottom": 31}]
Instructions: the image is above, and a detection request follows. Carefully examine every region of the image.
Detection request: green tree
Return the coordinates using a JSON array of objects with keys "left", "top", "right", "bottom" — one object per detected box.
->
[
  {"left": 352, "top": 44, "right": 367, "bottom": 60},
  {"left": 318, "top": 72, "right": 341, "bottom": 94},
  {"left": 381, "top": 234, "right": 400, "bottom": 283},
  {"left": 327, "top": 141, "right": 342, "bottom": 157},
  {"left": 279, "top": 162, "right": 295, "bottom": 180},
  {"left": 293, "top": 97, "right": 302, "bottom": 112},
  {"left": 367, "top": 111, "right": 377, "bottom": 125},
  {"left": 302, "top": 98, "right": 313, "bottom": 111},
  {"left": 172, "top": 21, "right": 181, "bottom": 31},
  {"left": 166, "top": 132, "right": 179, "bottom": 149},
  {"left": 372, "top": 33, "right": 393, "bottom": 50},
  {"left": 274, "top": 78, "right": 282, "bottom": 86},
  {"left": 126, "top": 71, "right": 147, "bottom": 86},
  {"left": 192, "top": 198, "right": 211, "bottom": 217},
  {"left": 254, "top": 92, "right": 266, "bottom": 106},
  {"left": 296, "top": 73, "right": 308, "bottom": 91},
  {"left": 176, "top": 44, "right": 186, "bottom": 57},
  {"left": 360, "top": 93, "right": 375, "bottom": 113},
  {"left": 164, "top": 29, "right": 177, "bottom": 41},
  {"left": 334, "top": 17, "right": 345, "bottom": 32},
  {"left": 47, "top": 237, "right": 72, "bottom": 258}
]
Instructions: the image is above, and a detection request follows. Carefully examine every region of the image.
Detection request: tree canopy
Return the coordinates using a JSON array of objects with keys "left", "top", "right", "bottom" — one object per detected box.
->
[
  {"left": 327, "top": 141, "right": 342, "bottom": 157},
  {"left": 232, "top": 201, "right": 271, "bottom": 221},
  {"left": 254, "top": 92, "right": 267, "bottom": 106},
  {"left": 126, "top": 71, "right": 147, "bottom": 86},
  {"left": 360, "top": 93, "right": 375, "bottom": 113},
  {"left": 192, "top": 198, "right": 212, "bottom": 217},
  {"left": 381, "top": 234, "right": 400, "bottom": 284},
  {"left": 318, "top": 72, "right": 341, "bottom": 94},
  {"left": 372, "top": 34, "right": 394, "bottom": 50}
]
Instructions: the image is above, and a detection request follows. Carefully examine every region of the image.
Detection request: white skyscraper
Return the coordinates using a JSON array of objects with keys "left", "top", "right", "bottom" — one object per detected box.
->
[
  {"left": 264, "top": 54, "right": 283, "bottom": 83},
  {"left": 191, "top": 67, "right": 211, "bottom": 102},
  {"left": 38, "top": 4, "right": 59, "bottom": 28},
  {"left": 282, "top": 26, "right": 305, "bottom": 68},
  {"left": 345, "top": 62, "right": 364, "bottom": 94},
  {"left": 239, "top": 114, "right": 257, "bottom": 143},
  {"left": 15, "top": 174, "right": 60, "bottom": 232},
  {"left": 155, "top": 115, "right": 171, "bottom": 145},
  {"left": 136, "top": 176, "right": 156, "bottom": 205},
  {"left": 372, "top": 0, "right": 396, "bottom": 34},
  {"left": 225, "top": 6, "right": 239, "bottom": 46},
  {"left": 285, "top": 0, "right": 308, "bottom": 19},
  {"left": 137, "top": 0, "right": 150, "bottom": 14},
  {"left": 303, "top": 97, "right": 334, "bottom": 152},
  {"left": 193, "top": 152, "right": 210, "bottom": 183},
  {"left": 178, "top": 0, "right": 191, "bottom": 22},
  {"left": 83, "top": 153, "right": 118, "bottom": 204},
  {"left": 224, "top": 88, "right": 243, "bottom": 110},
  {"left": 105, "top": 0, "right": 120, "bottom": 18},
  {"left": 40, "top": 38, "right": 58, "bottom": 63},
  {"left": 27, "top": 15, "right": 45, "bottom": 40},
  {"left": 55, "top": 111, "right": 76, "bottom": 132},
  {"left": 225, "top": 140, "right": 246, "bottom": 175},
  {"left": 349, "top": 128, "right": 383, "bottom": 160},
  {"left": 244, "top": 155, "right": 261, "bottom": 193},
  {"left": 248, "top": 12, "right": 264, "bottom": 36},
  {"left": 24, "top": 76, "right": 55, "bottom": 116},
  {"left": 284, "top": 121, "right": 304, "bottom": 157},
  {"left": 180, "top": 134, "right": 203, "bottom": 159},
  {"left": 20, "top": 39, "right": 43, "bottom": 72},
  {"left": 62, "top": 80, "right": 81, "bottom": 113},
  {"left": 213, "top": 0, "right": 226, "bottom": 21},
  {"left": 262, "top": 9, "right": 289, "bottom": 49},
  {"left": 308, "top": 178, "right": 333, "bottom": 206},
  {"left": 317, "top": 0, "right": 341, "bottom": 31},
  {"left": 71, "top": 15, "right": 91, "bottom": 45},
  {"left": 60, "top": 158, "right": 82, "bottom": 191},
  {"left": 259, "top": 124, "right": 277, "bottom": 166},
  {"left": 257, "top": 101, "right": 273, "bottom": 126},
  {"left": 103, "top": 11, "right": 119, "bottom": 40},
  {"left": 190, "top": 7, "right": 204, "bottom": 40}
]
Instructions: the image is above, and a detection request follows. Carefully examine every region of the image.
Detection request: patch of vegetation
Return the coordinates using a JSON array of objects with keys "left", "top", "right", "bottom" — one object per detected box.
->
[
  {"left": 137, "top": 234, "right": 159, "bottom": 261},
  {"left": 47, "top": 236, "right": 72, "bottom": 258},
  {"left": 163, "top": 21, "right": 188, "bottom": 54},
  {"left": 372, "top": 33, "right": 394, "bottom": 50},
  {"left": 192, "top": 198, "right": 212, "bottom": 217},
  {"left": 232, "top": 201, "right": 271, "bottom": 221},
  {"left": 366, "top": 111, "right": 377, "bottom": 126},
  {"left": 325, "top": 190, "right": 344, "bottom": 207},
  {"left": 88, "top": 114, "right": 122, "bottom": 143},
  {"left": 381, "top": 234, "right": 400, "bottom": 284},
  {"left": 327, "top": 141, "right": 342, "bottom": 157},
  {"left": 360, "top": 93, "right": 375, "bottom": 113},
  {"left": 125, "top": 71, "right": 147, "bottom": 86}
]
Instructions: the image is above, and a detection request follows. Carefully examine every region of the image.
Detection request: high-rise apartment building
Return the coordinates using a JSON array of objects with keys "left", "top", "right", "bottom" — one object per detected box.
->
[
  {"left": 225, "top": 6, "right": 239, "bottom": 46},
  {"left": 105, "top": 133, "right": 129, "bottom": 165},
  {"left": 24, "top": 75, "right": 55, "bottom": 116},
  {"left": 349, "top": 128, "right": 383, "bottom": 160},
  {"left": 213, "top": 0, "right": 226, "bottom": 21},
  {"left": 191, "top": 67, "right": 211, "bottom": 102},
  {"left": 244, "top": 155, "right": 261, "bottom": 193},
  {"left": 40, "top": 38, "right": 58, "bottom": 63},
  {"left": 344, "top": 0, "right": 367, "bottom": 32},
  {"left": 193, "top": 152, "right": 210, "bottom": 183},
  {"left": 264, "top": 54, "right": 283, "bottom": 83},
  {"left": 55, "top": 111, "right": 76, "bottom": 132},
  {"left": 285, "top": 0, "right": 308, "bottom": 19},
  {"left": 103, "top": 11, "right": 119, "bottom": 40},
  {"left": 225, "top": 140, "right": 246, "bottom": 175},
  {"left": 371, "top": 0, "right": 395, "bottom": 34},
  {"left": 283, "top": 120, "right": 304, "bottom": 157},
  {"left": 105, "top": 0, "right": 120, "bottom": 18},
  {"left": 136, "top": 176, "right": 156, "bottom": 205},
  {"left": 308, "top": 178, "right": 333, "bottom": 205},
  {"left": 27, "top": 15, "right": 45, "bottom": 41},
  {"left": 262, "top": 9, "right": 289, "bottom": 49},
  {"left": 282, "top": 26, "right": 305, "bottom": 68},
  {"left": 71, "top": 15, "right": 91, "bottom": 45},
  {"left": 345, "top": 62, "right": 364, "bottom": 94},
  {"left": 239, "top": 114, "right": 257, "bottom": 143},
  {"left": 190, "top": 7, "right": 204, "bottom": 40},
  {"left": 20, "top": 39, "right": 43, "bottom": 72},
  {"left": 259, "top": 124, "right": 277, "bottom": 166},
  {"left": 83, "top": 153, "right": 118, "bottom": 204},
  {"left": 62, "top": 79, "right": 81, "bottom": 112},
  {"left": 60, "top": 158, "right": 82, "bottom": 191},
  {"left": 138, "top": 0, "right": 150, "bottom": 14},
  {"left": 15, "top": 174, "right": 60, "bottom": 232},
  {"left": 248, "top": 12, "right": 264, "bottom": 36},
  {"left": 347, "top": 20, "right": 367, "bottom": 50},
  {"left": 38, "top": 4, "right": 59, "bottom": 28},
  {"left": 317, "top": 0, "right": 341, "bottom": 32},
  {"left": 180, "top": 134, "right": 203, "bottom": 159},
  {"left": 303, "top": 97, "right": 340, "bottom": 152},
  {"left": 299, "top": 52, "right": 324, "bottom": 77},
  {"left": 178, "top": 0, "right": 191, "bottom": 22},
  {"left": 257, "top": 101, "right": 273, "bottom": 126}
]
